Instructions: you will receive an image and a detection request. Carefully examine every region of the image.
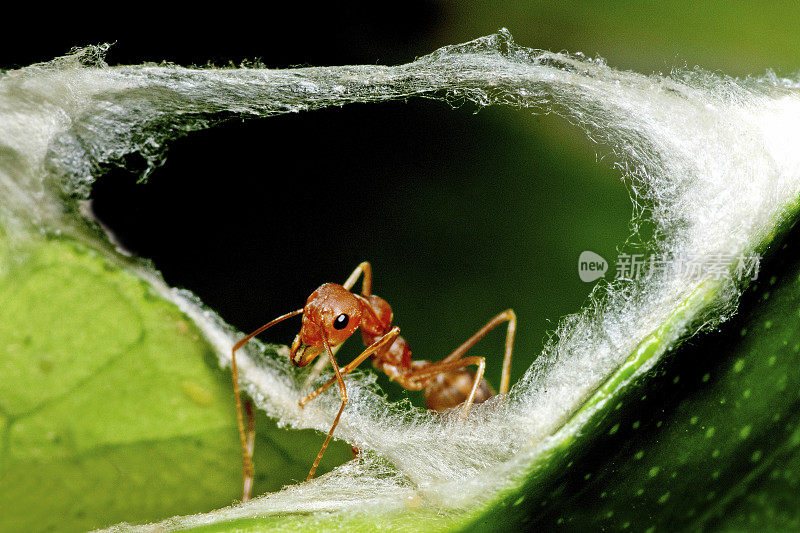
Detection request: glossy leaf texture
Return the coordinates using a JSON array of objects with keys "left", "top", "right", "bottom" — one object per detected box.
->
[
  {"left": 466, "top": 222, "right": 800, "bottom": 531},
  {"left": 139, "top": 225, "right": 800, "bottom": 532}
]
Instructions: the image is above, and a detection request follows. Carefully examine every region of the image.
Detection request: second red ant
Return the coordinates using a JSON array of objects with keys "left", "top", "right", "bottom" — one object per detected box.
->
[{"left": 231, "top": 262, "right": 516, "bottom": 501}]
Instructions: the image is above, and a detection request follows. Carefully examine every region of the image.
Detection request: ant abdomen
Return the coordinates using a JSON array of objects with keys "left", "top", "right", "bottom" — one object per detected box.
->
[{"left": 423, "top": 369, "right": 495, "bottom": 412}]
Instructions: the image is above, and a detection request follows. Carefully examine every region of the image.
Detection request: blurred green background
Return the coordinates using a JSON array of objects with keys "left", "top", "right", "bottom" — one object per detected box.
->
[{"left": 3, "top": 0, "right": 799, "bottom": 503}]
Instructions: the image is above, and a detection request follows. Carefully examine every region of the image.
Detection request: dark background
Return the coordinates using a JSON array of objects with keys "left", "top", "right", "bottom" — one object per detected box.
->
[{"left": 4, "top": 2, "right": 794, "bottom": 404}]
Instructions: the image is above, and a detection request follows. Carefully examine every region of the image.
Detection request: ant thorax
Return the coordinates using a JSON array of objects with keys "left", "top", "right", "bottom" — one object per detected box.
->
[
  {"left": 358, "top": 294, "right": 393, "bottom": 341},
  {"left": 356, "top": 294, "right": 413, "bottom": 371}
]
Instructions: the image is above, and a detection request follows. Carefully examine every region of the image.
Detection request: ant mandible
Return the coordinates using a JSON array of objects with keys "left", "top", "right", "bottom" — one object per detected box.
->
[{"left": 231, "top": 262, "right": 516, "bottom": 501}]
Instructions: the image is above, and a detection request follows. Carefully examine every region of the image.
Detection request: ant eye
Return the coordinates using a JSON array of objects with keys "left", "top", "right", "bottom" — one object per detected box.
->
[{"left": 333, "top": 313, "right": 349, "bottom": 330}]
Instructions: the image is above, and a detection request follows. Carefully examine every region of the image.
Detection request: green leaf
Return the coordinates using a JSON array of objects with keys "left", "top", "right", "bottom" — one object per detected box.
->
[
  {"left": 125, "top": 226, "right": 800, "bottom": 533},
  {"left": 0, "top": 235, "right": 350, "bottom": 532},
  {"left": 462, "top": 228, "right": 800, "bottom": 531}
]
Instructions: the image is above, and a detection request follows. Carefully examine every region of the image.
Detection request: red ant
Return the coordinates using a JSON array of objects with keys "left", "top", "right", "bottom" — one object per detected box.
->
[{"left": 231, "top": 262, "right": 516, "bottom": 501}]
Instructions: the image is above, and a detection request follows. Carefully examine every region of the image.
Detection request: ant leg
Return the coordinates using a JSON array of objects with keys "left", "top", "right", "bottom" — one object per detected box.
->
[
  {"left": 302, "top": 347, "right": 333, "bottom": 389},
  {"left": 441, "top": 309, "right": 516, "bottom": 395},
  {"left": 230, "top": 338, "right": 252, "bottom": 501},
  {"left": 400, "top": 356, "right": 487, "bottom": 415},
  {"left": 306, "top": 332, "right": 348, "bottom": 481},
  {"left": 342, "top": 261, "right": 373, "bottom": 296},
  {"left": 300, "top": 328, "right": 399, "bottom": 476},
  {"left": 242, "top": 398, "right": 256, "bottom": 499},
  {"left": 298, "top": 327, "right": 400, "bottom": 407},
  {"left": 303, "top": 339, "right": 347, "bottom": 390},
  {"left": 231, "top": 308, "right": 303, "bottom": 501}
]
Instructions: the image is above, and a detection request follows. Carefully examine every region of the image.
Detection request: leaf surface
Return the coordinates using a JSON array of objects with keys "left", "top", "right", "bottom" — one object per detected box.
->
[{"left": 0, "top": 236, "right": 349, "bottom": 532}]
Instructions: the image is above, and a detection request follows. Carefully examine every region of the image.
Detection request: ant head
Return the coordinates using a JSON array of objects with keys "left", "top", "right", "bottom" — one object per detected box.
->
[{"left": 290, "top": 283, "right": 363, "bottom": 367}]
